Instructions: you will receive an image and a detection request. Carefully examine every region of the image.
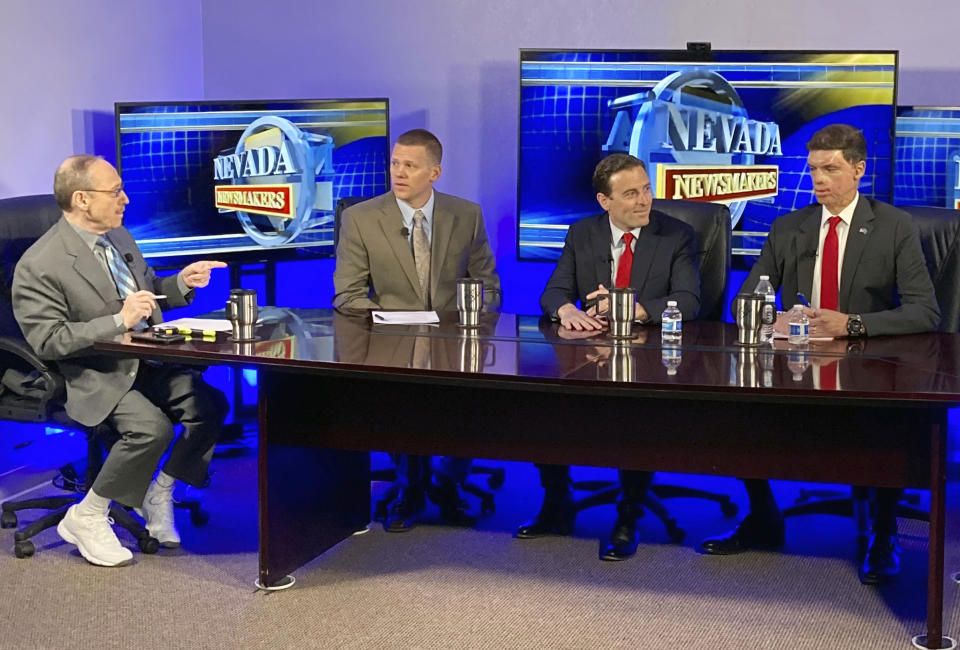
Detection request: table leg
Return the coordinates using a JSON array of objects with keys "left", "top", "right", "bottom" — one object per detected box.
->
[
  {"left": 257, "top": 371, "right": 370, "bottom": 588},
  {"left": 918, "top": 417, "right": 948, "bottom": 649}
]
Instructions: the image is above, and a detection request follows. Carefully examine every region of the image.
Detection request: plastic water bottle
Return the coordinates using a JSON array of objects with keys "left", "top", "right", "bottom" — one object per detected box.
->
[
  {"left": 661, "top": 300, "right": 682, "bottom": 343},
  {"left": 787, "top": 304, "right": 809, "bottom": 345},
  {"left": 758, "top": 348, "right": 774, "bottom": 388},
  {"left": 754, "top": 275, "right": 776, "bottom": 342},
  {"left": 661, "top": 346, "right": 682, "bottom": 376},
  {"left": 788, "top": 348, "right": 810, "bottom": 381}
]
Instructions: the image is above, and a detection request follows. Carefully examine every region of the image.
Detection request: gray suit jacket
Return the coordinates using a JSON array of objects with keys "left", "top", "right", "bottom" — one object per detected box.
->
[
  {"left": 738, "top": 198, "right": 940, "bottom": 336},
  {"left": 540, "top": 210, "right": 701, "bottom": 324},
  {"left": 12, "top": 218, "right": 191, "bottom": 426},
  {"left": 333, "top": 191, "right": 501, "bottom": 311}
]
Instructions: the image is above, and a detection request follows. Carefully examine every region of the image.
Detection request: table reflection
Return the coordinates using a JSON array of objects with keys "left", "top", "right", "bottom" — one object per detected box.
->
[
  {"left": 332, "top": 309, "right": 502, "bottom": 374},
  {"left": 115, "top": 309, "right": 960, "bottom": 397}
]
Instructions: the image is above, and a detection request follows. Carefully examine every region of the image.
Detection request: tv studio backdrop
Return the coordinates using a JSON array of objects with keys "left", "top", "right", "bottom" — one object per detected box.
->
[{"left": 2, "top": 3, "right": 960, "bottom": 470}]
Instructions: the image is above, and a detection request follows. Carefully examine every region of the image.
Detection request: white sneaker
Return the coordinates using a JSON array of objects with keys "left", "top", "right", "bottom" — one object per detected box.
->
[
  {"left": 56, "top": 505, "right": 133, "bottom": 567},
  {"left": 137, "top": 483, "right": 181, "bottom": 548}
]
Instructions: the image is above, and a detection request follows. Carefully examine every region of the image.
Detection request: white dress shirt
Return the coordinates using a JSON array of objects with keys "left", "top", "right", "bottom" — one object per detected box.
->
[
  {"left": 396, "top": 191, "right": 435, "bottom": 246},
  {"left": 811, "top": 192, "right": 859, "bottom": 309}
]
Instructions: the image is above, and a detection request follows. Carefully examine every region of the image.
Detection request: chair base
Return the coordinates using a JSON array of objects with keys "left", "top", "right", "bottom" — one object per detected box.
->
[
  {"left": 784, "top": 489, "right": 928, "bottom": 535},
  {"left": 372, "top": 463, "right": 503, "bottom": 520},
  {"left": 570, "top": 479, "right": 739, "bottom": 545},
  {"left": 2, "top": 496, "right": 160, "bottom": 557}
]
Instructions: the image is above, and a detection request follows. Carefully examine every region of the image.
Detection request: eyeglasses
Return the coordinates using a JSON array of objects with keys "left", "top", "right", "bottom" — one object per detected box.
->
[{"left": 81, "top": 186, "right": 125, "bottom": 198}]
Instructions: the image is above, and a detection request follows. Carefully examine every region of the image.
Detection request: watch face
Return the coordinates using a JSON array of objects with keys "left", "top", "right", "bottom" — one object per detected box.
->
[{"left": 848, "top": 316, "right": 863, "bottom": 336}]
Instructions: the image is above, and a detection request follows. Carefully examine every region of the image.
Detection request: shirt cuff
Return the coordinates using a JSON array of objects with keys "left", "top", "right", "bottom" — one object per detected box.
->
[{"left": 177, "top": 273, "right": 189, "bottom": 296}]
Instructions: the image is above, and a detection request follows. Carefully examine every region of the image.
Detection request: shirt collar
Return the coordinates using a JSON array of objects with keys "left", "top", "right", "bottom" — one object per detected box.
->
[
  {"left": 820, "top": 192, "right": 859, "bottom": 228},
  {"left": 608, "top": 216, "right": 642, "bottom": 246},
  {"left": 65, "top": 218, "right": 105, "bottom": 251},
  {"left": 396, "top": 191, "right": 435, "bottom": 229}
]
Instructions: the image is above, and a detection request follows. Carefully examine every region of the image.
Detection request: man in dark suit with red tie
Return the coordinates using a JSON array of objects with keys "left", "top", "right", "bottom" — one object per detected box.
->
[
  {"left": 700, "top": 124, "right": 940, "bottom": 585},
  {"left": 516, "top": 153, "right": 700, "bottom": 560}
]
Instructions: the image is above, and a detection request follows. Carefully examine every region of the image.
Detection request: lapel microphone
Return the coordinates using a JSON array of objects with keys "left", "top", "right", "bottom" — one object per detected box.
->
[
  {"left": 400, "top": 226, "right": 410, "bottom": 238},
  {"left": 124, "top": 252, "right": 134, "bottom": 263}
]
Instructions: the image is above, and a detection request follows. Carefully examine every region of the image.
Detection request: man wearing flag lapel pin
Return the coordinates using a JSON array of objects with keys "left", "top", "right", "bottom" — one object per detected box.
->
[
  {"left": 701, "top": 124, "right": 940, "bottom": 585},
  {"left": 12, "top": 155, "right": 228, "bottom": 567}
]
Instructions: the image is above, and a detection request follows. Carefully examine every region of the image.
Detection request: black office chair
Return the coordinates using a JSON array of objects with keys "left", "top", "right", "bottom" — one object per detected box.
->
[
  {"left": 0, "top": 194, "right": 214, "bottom": 557},
  {"left": 782, "top": 204, "right": 960, "bottom": 539},
  {"left": 569, "top": 198, "right": 738, "bottom": 542},
  {"left": 334, "top": 197, "right": 505, "bottom": 519}
]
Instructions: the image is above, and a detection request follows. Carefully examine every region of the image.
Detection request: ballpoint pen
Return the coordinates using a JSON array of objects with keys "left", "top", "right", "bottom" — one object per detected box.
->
[{"left": 796, "top": 292, "right": 810, "bottom": 308}]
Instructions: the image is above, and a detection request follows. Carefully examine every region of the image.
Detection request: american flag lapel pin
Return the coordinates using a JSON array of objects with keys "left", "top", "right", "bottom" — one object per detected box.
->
[{"left": 859, "top": 227, "right": 868, "bottom": 234}]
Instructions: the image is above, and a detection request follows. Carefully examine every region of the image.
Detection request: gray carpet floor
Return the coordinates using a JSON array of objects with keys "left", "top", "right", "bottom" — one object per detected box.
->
[{"left": 1, "top": 445, "right": 958, "bottom": 650}]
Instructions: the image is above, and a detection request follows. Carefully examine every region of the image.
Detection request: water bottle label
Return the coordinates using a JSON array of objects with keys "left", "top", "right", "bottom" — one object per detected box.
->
[
  {"left": 760, "top": 303, "right": 776, "bottom": 325},
  {"left": 662, "top": 319, "right": 681, "bottom": 332},
  {"left": 661, "top": 347, "right": 681, "bottom": 361},
  {"left": 789, "top": 322, "right": 809, "bottom": 337}
]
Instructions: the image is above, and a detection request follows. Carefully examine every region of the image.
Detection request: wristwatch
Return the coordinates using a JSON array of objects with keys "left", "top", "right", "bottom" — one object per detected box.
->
[{"left": 847, "top": 314, "right": 865, "bottom": 337}]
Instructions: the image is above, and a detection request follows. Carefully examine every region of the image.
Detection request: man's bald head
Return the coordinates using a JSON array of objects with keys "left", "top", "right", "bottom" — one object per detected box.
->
[{"left": 54, "top": 155, "right": 104, "bottom": 212}]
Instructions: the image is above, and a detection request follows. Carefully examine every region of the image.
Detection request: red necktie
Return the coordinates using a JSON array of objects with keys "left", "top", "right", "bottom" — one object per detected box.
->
[
  {"left": 819, "top": 216, "right": 842, "bottom": 310},
  {"left": 819, "top": 360, "right": 838, "bottom": 391},
  {"left": 615, "top": 232, "right": 634, "bottom": 288}
]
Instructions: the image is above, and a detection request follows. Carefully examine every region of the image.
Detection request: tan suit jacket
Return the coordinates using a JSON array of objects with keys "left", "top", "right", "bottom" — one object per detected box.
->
[{"left": 333, "top": 191, "right": 501, "bottom": 311}]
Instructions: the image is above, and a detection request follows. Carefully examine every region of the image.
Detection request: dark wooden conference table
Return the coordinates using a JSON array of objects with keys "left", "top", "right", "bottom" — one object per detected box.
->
[{"left": 96, "top": 308, "right": 960, "bottom": 648}]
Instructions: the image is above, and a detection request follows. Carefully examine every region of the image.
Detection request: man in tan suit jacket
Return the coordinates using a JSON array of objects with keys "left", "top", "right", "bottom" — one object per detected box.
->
[{"left": 333, "top": 129, "right": 501, "bottom": 532}]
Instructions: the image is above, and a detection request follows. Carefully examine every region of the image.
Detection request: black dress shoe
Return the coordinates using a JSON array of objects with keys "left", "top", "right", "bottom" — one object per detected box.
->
[
  {"left": 515, "top": 493, "right": 575, "bottom": 538},
  {"left": 384, "top": 489, "right": 426, "bottom": 533},
  {"left": 700, "top": 513, "right": 785, "bottom": 555},
  {"left": 599, "top": 514, "right": 639, "bottom": 561},
  {"left": 427, "top": 477, "right": 478, "bottom": 528},
  {"left": 859, "top": 533, "right": 901, "bottom": 585}
]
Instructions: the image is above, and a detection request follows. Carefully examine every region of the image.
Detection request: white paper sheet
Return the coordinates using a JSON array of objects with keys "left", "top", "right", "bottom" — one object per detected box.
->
[
  {"left": 371, "top": 311, "right": 440, "bottom": 325},
  {"left": 156, "top": 317, "right": 234, "bottom": 332}
]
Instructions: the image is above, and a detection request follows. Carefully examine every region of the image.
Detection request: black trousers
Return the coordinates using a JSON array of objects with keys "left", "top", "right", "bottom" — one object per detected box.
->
[{"left": 535, "top": 464, "right": 653, "bottom": 502}]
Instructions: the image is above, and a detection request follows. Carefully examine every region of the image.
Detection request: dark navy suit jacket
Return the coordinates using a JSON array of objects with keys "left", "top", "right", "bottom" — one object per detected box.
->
[{"left": 540, "top": 210, "right": 701, "bottom": 324}]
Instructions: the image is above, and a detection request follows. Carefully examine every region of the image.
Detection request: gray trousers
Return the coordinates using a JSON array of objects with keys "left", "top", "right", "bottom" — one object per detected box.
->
[{"left": 91, "top": 364, "right": 227, "bottom": 508}]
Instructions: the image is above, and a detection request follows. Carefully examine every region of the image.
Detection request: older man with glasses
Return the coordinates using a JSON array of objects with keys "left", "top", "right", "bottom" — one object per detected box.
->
[{"left": 12, "top": 154, "right": 229, "bottom": 567}]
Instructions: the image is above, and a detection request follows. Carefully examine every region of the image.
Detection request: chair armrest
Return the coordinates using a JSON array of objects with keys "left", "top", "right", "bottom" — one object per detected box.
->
[
  {"left": 0, "top": 335, "right": 50, "bottom": 373},
  {"left": 0, "top": 335, "right": 62, "bottom": 403}
]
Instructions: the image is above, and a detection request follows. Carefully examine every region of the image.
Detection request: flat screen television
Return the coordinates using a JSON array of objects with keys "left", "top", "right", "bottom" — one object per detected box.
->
[
  {"left": 894, "top": 106, "right": 960, "bottom": 210},
  {"left": 517, "top": 49, "right": 899, "bottom": 264},
  {"left": 115, "top": 98, "right": 389, "bottom": 264}
]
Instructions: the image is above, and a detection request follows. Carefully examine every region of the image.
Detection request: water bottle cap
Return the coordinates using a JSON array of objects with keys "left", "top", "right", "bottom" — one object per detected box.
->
[
  {"left": 759, "top": 275, "right": 769, "bottom": 280},
  {"left": 667, "top": 300, "right": 677, "bottom": 307},
  {"left": 792, "top": 304, "right": 804, "bottom": 310}
]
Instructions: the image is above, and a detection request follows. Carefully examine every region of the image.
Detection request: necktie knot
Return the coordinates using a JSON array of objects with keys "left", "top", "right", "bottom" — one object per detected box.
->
[
  {"left": 622, "top": 232, "right": 634, "bottom": 247},
  {"left": 96, "top": 236, "right": 109, "bottom": 249},
  {"left": 412, "top": 210, "right": 425, "bottom": 227},
  {"left": 828, "top": 216, "right": 842, "bottom": 230}
]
